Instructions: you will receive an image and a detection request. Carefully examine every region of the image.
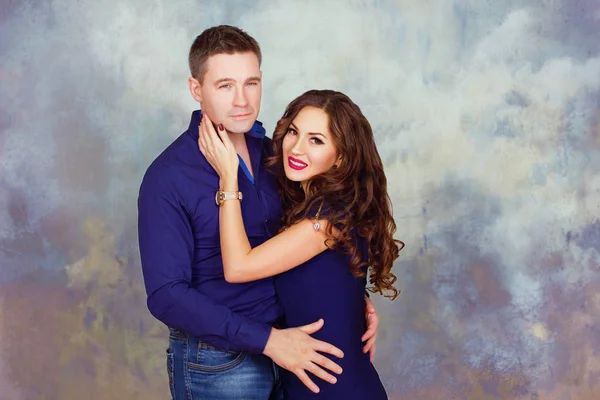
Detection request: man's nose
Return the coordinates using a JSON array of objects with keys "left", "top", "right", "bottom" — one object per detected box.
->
[{"left": 233, "top": 87, "right": 249, "bottom": 107}]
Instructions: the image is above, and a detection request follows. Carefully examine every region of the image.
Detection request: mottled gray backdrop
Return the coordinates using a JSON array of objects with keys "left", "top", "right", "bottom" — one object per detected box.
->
[{"left": 1, "top": 0, "right": 599, "bottom": 399}]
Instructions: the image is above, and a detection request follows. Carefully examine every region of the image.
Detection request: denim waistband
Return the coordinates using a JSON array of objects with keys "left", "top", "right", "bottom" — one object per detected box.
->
[
  {"left": 168, "top": 315, "right": 286, "bottom": 351},
  {"left": 168, "top": 327, "right": 223, "bottom": 351}
]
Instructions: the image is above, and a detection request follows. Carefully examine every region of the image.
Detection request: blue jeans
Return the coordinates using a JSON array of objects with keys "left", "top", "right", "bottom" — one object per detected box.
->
[{"left": 166, "top": 327, "right": 283, "bottom": 399}]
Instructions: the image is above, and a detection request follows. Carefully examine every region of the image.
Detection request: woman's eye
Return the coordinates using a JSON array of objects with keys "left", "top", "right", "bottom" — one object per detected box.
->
[
  {"left": 310, "top": 138, "right": 323, "bottom": 145},
  {"left": 287, "top": 128, "right": 297, "bottom": 135}
]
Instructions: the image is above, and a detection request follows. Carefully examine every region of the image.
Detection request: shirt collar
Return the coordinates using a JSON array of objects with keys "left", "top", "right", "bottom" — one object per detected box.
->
[{"left": 188, "top": 110, "right": 266, "bottom": 140}]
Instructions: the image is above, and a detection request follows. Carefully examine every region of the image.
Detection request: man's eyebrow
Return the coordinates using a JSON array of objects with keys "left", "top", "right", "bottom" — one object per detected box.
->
[
  {"left": 289, "top": 123, "right": 326, "bottom": 138},
  {"left": 214, "top": 78, "right": 234, "bottom": 86}
]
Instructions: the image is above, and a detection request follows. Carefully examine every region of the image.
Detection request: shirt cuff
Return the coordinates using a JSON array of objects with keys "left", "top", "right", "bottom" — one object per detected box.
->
[{"left": 235, "top": 319, "right": 273, "bottom": 354}]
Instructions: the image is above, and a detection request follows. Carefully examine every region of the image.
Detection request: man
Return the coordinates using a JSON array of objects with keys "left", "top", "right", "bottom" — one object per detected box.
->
[{"left": 138, "top": 25, "right": 379, "bottom": 399}]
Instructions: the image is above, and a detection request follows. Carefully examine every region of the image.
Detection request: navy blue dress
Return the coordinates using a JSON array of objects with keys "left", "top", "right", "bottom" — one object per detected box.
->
[{"left": 274, "top": 232, "right": 388, "bottom": 399}]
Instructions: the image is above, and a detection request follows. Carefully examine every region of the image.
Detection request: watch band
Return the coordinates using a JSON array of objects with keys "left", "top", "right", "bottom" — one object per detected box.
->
[{"left": 215, "top": 190, "right": 243, "bottom": 206}]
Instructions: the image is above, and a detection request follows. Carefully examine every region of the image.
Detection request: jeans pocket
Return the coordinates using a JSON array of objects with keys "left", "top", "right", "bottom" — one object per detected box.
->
[
  {"left": 166, "top": 349, "right": 175, "bottom": 398},
  {"left": 188, "top": 347, "right": 247, "bottom": 373}
]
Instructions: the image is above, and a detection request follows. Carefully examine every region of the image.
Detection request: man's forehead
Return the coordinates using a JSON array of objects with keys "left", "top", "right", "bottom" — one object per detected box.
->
[{"left": 205, "top": 52, "right": 260, "bottom": 81}]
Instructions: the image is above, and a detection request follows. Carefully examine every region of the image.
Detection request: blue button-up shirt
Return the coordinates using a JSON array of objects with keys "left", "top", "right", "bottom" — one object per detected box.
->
[{"left": 138, "top": 110, "right": 284, "bottom": 353}]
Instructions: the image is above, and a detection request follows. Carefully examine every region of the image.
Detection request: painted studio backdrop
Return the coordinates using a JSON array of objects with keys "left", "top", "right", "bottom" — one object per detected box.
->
[{"left": 1, "top": 1, "right": 599, "bottom": 399}]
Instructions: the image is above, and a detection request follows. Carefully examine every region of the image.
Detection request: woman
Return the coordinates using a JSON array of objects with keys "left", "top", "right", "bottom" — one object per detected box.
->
[{"left": 198, "top": 90, "right": 403, "bottom": 399}]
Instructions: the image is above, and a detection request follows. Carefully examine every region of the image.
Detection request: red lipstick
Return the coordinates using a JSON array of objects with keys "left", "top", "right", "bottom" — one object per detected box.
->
[{"left": 288, "top": 157, "right": 308, "bottom": 171}]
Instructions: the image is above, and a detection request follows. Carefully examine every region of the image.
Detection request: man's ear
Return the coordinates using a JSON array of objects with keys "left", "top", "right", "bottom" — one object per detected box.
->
[{"left": 188, "top": 77, "right": 202, "bottom": 103}]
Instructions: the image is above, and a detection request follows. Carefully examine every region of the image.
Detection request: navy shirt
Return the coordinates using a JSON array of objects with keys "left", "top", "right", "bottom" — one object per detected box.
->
[{"left": 138, "top": 110, "right": 284, "bottom": 354}]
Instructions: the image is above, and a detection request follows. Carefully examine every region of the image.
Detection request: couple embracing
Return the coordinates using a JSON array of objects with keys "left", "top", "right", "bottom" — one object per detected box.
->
[{"left": 138, "top": 25, "right": 403, "bottom": 400}]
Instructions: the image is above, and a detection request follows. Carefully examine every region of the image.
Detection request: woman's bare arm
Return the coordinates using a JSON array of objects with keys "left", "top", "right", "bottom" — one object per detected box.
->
[{"left": 219, "top": 199, "right": 329, "bottom": 282}]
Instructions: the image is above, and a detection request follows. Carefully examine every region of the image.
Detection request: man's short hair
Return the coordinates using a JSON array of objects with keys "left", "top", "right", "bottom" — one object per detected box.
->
[{"left": 189, "top": 25, "right": 262, "bottom": 84}]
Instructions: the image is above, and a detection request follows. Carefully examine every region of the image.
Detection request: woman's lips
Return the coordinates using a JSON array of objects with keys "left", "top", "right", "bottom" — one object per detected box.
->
[{"left": 288, "top": 157, "right": 308, "bottom": 170}]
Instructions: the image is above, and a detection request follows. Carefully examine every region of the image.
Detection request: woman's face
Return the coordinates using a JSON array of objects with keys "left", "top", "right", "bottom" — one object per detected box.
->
[{"left": 282, "top": 106, "right": 339, "bottom": 189}]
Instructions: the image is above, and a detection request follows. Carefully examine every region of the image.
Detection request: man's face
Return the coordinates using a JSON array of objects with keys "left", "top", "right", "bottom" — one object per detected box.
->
[{"left": 196, "top": 52, "right": 262, "bottom": 134}]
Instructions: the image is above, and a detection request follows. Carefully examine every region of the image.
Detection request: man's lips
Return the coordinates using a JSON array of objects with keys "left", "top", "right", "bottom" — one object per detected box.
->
[
  {"left": 288, "top": 157, "right": 308, "bottom": 170},
  {"left": 231, "top": 113, "right": 252, "bottom": 119}
]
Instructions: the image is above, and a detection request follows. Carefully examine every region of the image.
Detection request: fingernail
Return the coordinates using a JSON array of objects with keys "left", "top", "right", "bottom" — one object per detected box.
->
[
  {"left": 218, "top": 123, "right": 224, "bottom": 131},
  {"left": 330, "top": 377, "right": 337, "bottom": 384}
]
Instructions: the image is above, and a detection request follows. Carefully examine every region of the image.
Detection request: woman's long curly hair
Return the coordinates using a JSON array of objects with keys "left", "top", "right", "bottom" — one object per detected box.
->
[{"left": 266, "top": 90, "right": 404, "bottom": 300}]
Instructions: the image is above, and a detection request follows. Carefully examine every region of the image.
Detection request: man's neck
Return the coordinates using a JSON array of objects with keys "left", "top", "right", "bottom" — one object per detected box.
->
[
  {"left": 229, "top": 131, "right": 254, "bottom": 178},
  {"left": 227, "top": 131, "right": 248, "bottom": 154}
]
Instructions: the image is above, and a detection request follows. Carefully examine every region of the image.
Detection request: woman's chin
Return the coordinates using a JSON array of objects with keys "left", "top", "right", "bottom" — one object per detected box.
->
[
  {"left": 283, "top": 170, "right": 305, "bottom": 183},
  {"left": 284, "top": 175, "right": 302, "bottom": 183}
]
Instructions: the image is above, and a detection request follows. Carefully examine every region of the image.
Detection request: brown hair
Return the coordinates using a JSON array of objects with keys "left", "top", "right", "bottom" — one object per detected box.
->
[
  {"left": 267, "top": 90, "right": 404, "bottom": 299},
  {"left": 189, "top": 25, "right": 262, "bottom": 83}
]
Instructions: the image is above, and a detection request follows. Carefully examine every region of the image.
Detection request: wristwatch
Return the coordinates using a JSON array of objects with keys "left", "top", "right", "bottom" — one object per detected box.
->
[{"left": 215, "top": 190, "right": 243, "bottom": 206}]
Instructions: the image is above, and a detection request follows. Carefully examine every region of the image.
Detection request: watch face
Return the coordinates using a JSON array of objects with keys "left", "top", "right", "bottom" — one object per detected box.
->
[{"left": 215, "top": 190, "right": 241, "bottom": 205}]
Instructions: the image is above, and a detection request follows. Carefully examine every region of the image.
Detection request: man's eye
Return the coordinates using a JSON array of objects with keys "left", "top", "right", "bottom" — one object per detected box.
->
[{"left": 219, "top": 84, "right": 231, "bottom": 89}]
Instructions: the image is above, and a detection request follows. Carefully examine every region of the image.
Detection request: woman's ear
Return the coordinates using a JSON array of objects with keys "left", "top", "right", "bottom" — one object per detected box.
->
[{"left": 334, "top": 156, "right": 343, "bottom": 168}]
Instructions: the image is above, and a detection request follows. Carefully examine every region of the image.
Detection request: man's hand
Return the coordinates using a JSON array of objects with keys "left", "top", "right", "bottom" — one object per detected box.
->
[
  {"left": 361, "top": 295, "right": 379, "bottom": 362},
  {"left": 263, "top": 319, "right": 344, "bottom": 394}
]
